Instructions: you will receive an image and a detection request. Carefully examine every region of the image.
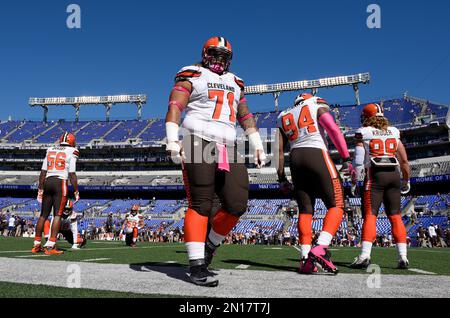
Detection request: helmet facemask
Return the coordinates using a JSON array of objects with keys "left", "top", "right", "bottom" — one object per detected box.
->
[{"left": 203, "top": 47, "right": 232, "bottom": 75}]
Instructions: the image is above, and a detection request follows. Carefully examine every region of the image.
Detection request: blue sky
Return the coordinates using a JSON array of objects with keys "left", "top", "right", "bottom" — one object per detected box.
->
[{"left": 0, "top": 0, "right": 449, "bottom": 121}]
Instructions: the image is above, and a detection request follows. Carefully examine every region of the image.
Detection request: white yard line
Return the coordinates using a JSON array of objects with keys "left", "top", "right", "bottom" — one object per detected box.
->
[
  {"left": 0, "top": 244, "right": 179, "bottom": 254},
  {"left": 82, "top": 258, "right": 111, "bottom": 262},
  {"left": 408, "top": 268, "right": 437, "bottom": 275},
  {"left": 235, "top": 264, "right": 250, "bottom": 269},
  {"left": 15, "top": 254, "right": 50, "bottom": 258}
]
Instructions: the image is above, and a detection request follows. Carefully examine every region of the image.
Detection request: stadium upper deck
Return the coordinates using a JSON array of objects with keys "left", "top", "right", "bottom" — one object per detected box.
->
[{"left": 0, "top": 95, "right": 448, "bottom": 147}]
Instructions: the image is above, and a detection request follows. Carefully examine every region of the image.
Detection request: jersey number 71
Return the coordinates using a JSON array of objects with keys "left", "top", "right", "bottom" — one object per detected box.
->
[{"left": 209, "top": 90, "right": 236, "bottom": 123}]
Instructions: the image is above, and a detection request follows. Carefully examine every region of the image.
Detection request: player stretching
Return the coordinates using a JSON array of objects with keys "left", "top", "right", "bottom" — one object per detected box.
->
[
  {"left": 44, "top": 200, "right": 87, "bottom": 249},
  {"left": 351, "top": 103, "right": 411, "bottom": 269},
  {"left": 120, "top": 204, "right": 144, "bottom": 247},
  {"left": 277, "top": 93, "right": 355, "bottom": 274},
  {"left": 165, "top": 37, "right": 266, "bottom": 287},
  {"left": 32, "top": 132, "right": 80, "bottom": 255}
]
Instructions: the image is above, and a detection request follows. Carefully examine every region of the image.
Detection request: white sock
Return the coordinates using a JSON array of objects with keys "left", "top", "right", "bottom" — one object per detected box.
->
[
  {"left": 186, "top": 242, "right": 205, "bottom": 260},
  {"left": 317, "top": 231, "right": 333, "bottom": 246},
  {"left": 397, "top": 243, "right": 407, "bottom": 261},
  {"left": 44, "top": 240, "right": 55, "bottom": 248},
  {"left": 208, "top": 229, "right": 225, "bottom": 247},
  {"left": 301, "top": 245, "right": 311, "bottom": 259},
  {"left": 360, "top": 241, "right": 373, "bottom": 259}
]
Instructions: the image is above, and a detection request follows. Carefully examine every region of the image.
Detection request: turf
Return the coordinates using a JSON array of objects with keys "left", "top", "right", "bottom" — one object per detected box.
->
[
  {"left": 0, "top": 281, "right": 183, "bottom": 298},
  {"left": 1, "top": 237, "right": 449, "bottom": 275}
]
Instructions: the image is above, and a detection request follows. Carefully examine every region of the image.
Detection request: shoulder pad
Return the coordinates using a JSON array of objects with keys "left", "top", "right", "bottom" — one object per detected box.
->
[
  {"left": 175, "top": 66, "right": 202, "bottom": 82},
  {"left": 316, "top": 97, "right": 329, "bottom": 106},
  {"left": 234, "top": 76, "right": 245, "bottom": 90}
]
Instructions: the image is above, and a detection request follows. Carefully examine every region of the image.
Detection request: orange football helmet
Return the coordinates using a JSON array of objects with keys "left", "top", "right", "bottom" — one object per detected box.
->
[
  {"left": 60, "top": 132, "right": 76, "bottom": 147},
  {"left": 202, "top": 36, "right": 233, "bottom": 74},
  {"left": 361, "top": 103, "right": 384, "bottom": 124}
]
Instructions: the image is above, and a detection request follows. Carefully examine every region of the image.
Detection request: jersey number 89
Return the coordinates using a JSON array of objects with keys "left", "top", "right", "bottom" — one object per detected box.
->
[{"left": 369, "top": 138, "right": 397, "bottom": 157}]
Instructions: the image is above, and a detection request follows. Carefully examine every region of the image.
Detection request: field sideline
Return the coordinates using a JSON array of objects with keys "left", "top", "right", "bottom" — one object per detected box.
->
[{"left": 0, "top": 238, "right": 449, "bottom": 298}]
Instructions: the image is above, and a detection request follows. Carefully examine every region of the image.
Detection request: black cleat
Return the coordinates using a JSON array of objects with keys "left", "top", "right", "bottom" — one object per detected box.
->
[
  {"left": 187, "top": 259, "right": 219, "bottom": 287},
  {"left": 397, "top": 259, "right": 409, "bottom": 269},
  {"left": 80, "top": 233, "right": 88, "bottom": 248},
  {"left": 205, "top": 239, "right": 219, "bottom": 267},
  {"left": 350, "top": 256, "right": 371, "bottom": 269}
]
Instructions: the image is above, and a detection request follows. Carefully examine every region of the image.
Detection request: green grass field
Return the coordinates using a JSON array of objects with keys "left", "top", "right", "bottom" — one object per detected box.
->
[
  {"left": 0, "top": 237, "right": 449, "bottom": 297},
  {"left": 1, "top": 237, "right": 449, "bottom": 274}
]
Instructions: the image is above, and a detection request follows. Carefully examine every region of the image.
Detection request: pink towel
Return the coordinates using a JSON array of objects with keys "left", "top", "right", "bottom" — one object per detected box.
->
[{"left": 216, "top": 143, "right": 230, "bottom": 172}]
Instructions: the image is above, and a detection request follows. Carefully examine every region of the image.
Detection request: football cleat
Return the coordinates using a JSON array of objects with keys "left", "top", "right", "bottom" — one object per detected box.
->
[
  {"left": 129, "top": 243, "right": 137, "bottom": 248},
  {"left": 44, "top": 246, "right": 64, "bottom": 255},
  {"left": 397, "top": 258, "right": 409, "bottom": 269},
  {"left": 298, "top": 257, "right": 318, "bottom": 274},
  {"left": 80, "top": 233, "right": 88, "bottom": 249},
  {"left": 350, "top": 256, "right": 371, "bottom": 269},
  {"left": 71, "top": 244, "right": 79, "bottom": 250},
  {"left": 308, "top": 245, "right": 339, "bottom": 275},
  {"left": 205, "top": 238, "right": 219, "bottom": 267},
  {"left": 186, "top": 259, "right": 219, "bottom": 287},
  {"left": 31, "top": 244, "right": 43, "bottom": 254}
]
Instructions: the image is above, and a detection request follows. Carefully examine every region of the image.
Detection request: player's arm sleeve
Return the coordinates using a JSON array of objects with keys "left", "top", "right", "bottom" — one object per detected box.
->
[
  {"left": 354, "top": 129, "right": 365, "bottom": 166},
  {"left": 69, "top": 149, "right": 79, "bottom": 173},
  {"left": 236, "top": 78, "right": 257, "bottom": 132},
  {"left": 41, "top": 152, "right": 48, "bottom": 171},
  {"left": 317, "top": 105, "right": 350, "bottom": 160}
]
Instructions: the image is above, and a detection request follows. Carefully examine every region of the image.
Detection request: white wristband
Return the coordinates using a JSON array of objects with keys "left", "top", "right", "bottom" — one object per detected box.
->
[
  {"left": 248, "top": 131, "right": 264, "bottom": 151},
  {"left": 165, "top": 122, "right": 180, "bottom": 143}
]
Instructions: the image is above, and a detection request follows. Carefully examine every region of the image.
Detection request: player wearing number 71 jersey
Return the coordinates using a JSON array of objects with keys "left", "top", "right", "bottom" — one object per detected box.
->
[
  {"left": 351, "top": 103, "right": 411, "bottom": 270},
  {"left": 165, "top": 36, "right": 266, "bottom": 287},
  {"left": 277, "top": 93, "right": 355, "bottom": 274},
  {"left": 32, "top": 132, "right": 80, "bottom": 255}
]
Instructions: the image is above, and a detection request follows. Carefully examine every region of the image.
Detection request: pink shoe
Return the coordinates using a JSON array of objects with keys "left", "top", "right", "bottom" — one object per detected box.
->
[
  {"left": 309, "top": 245, "right": 338, "bottom": 274},
  {"left": 299, "top": 257, "right": 318, "bottom": 274}
]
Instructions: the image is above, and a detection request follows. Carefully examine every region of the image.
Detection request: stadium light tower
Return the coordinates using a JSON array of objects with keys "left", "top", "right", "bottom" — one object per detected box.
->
[
  {"left": 29, "top": 94, "right": 147, "bottom": 122},
  {"left": 244, "top": 73, "right": 370, "bottom": 111}
]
